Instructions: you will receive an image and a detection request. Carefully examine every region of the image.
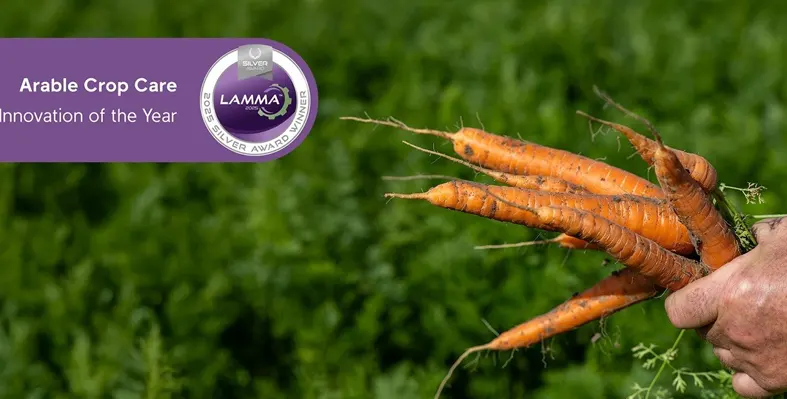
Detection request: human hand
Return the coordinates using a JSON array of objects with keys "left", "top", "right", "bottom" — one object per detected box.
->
[{"left": 664, "top": 217, "right": 787, "bottom": 398}]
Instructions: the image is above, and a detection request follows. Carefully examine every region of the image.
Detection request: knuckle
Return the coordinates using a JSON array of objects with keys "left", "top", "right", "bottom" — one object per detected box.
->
[
  {"left": 711, "top": 346, "right": 732, "bottom": 366},
  {"left": 725, "top": 320, "right": 757, "bottom": 347},
  {"left": 752, "top": 217, "right": 787, "bottom": 243},
  {"left": 704, "top": 325, "right": 726, "bottom": 346},
  {"left": 751, "top": 357, "right": 787, "bottom": 388},
  {"left": 722, "top": 276, "right": 757, "bottom": 307},
  {"left": 755, "top": 375, "right": 782, "bottom": 394}
]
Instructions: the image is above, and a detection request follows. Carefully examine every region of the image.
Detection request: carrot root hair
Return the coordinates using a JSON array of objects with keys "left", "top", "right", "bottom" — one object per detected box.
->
[
  {"left": 578, "top": 107, "right": 719, "bottom": 193},
  {"left": 591, "top": 86, "right": 664, "bottom": 144},
  {"left": 474, "top": 238, "right": 559, "bottom": 250},
  {"left": 475, "top": 234, "right": 597, "bottom": 251},
  {"left": 340, "top": 115, "right": 453, "bottom": 139},
  {"left": 382, "top": 174, "right": 457, "bottom": 182},
  {"left": 575, "top": 110, "right": 627, "bottom": 133},
  {"left": 384, "top": 192, "right": 430, "bottom": 200},
  {"left": 434, "top": 343, "right": 492, "bottom": 399},
  {"left": 402, "top": 140, "right": 476, "bottom": 167}
]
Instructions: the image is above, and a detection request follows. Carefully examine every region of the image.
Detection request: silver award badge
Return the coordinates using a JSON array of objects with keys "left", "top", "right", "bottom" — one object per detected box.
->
[{"left": 237, "top": 44, "right": 274, "bottom": 80}]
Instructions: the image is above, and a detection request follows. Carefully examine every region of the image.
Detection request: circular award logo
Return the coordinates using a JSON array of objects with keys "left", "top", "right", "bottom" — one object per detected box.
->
[{"left": 200, "top": 41, "right": 317, "bottom": 159}]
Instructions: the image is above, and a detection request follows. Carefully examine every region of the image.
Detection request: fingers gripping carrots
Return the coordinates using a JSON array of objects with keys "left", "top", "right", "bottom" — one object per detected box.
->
[{"left": 340, "top": 116, "right": 665, "bottom": 198}]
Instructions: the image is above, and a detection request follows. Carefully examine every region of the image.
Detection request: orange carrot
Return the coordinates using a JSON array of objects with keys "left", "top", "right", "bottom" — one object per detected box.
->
[
  {"left": 383, "top": 172, "right": 590, "bottom": 197},
  {"left": 401, "top": 141, "right": 592, "bottom": 194},
  {"left": 551, "top": 234, "right": 599, "bottom": 250},
  {"left": 475, "top": 233, "right": 601, "bottom": 251},
  {"left": 652, "top": 143, "right": 740, "bottom": 268},
  {"left": 588, "top": 90, "right": 740, "bottom": 269},
  {"left": 576, "top": 110, "right": 717, "bottom": 192},
  {"left": 342, "top": 116, "right": 665, "bottom": 198},
  {"left": 531, "top": 205, "right": 710, "bottom": 289},
  {"left": 386, "top": 181, "right": 695, "bottom": 255},
  {"left": 434, "top": 268, "right": 660, "bottom": 399}
]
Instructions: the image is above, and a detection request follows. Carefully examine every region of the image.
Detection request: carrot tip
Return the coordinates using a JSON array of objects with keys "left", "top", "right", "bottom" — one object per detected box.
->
[
  {"left": 474, "top": 238, "right": 557, "bottom": 250},
  {"left": 341, "top": 115, "right": 453, "bottom": 139},
  {"left": 576, "top": 111, "right": 626, "bottom": 133},
  {"left": 589, "top": 89, "right": 665, "bottom": 144},
  {"left": 575, "top": 110, "right": 591, "bottom": 118},
  {"left": 576, "top": 110, "right": 602, "bottom": 123},
  {"left": 384, "top": 192, "right": 428, "bottom": 200},
  {"left": 434, "top": 343, "right": 493, "bottom": 399},
  {"left": 381, "top": 174, "right": 454, "bottom": 182}
]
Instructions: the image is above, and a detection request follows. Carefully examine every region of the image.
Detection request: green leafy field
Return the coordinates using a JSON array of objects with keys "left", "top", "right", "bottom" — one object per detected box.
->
[{"left": 2, "top": 1, "right": 787, "bottom": 398}]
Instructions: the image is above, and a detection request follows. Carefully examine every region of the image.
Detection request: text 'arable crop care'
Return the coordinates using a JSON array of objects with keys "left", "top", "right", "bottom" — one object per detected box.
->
[{"left": 18, "top": 78, "right": 178, "bottom": 97}]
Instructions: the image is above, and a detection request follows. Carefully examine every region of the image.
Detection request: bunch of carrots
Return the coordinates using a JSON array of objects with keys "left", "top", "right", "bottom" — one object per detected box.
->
[{"left": 342, "top": 87, "right": 757, "bottom": 399}]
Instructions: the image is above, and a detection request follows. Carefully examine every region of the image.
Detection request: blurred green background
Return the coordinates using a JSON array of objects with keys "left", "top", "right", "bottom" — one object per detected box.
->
[{"left": 2, "top": 0, "right": 787, "bottom": 398}]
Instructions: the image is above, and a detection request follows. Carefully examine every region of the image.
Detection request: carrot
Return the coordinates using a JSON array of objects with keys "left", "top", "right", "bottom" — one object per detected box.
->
[
  {"left": 475, "top": 233, "right": 601, "bottom": 251},
  {"left": 652, "top": 143, "right": 741, "bottom": 268},
  {"left": 400, "top": 141, "right": 592, "bottom": 194},
  {"left": 576, "top": 110, "right": 717, "bottom": 192},
  {"left": 530, "top": 205, "right": 710, "bottom": 289},
  {"left": 549, "top": 234, "right": 599, "bottom": 250},
  {"left": 342, "top": 116, "right": 665, "bottom": 198},
  {"left": 589, "top": 90, "right": 740, "bottom": 268},
  {"left": 551, "top": 234, "right": 600, "bottom": 250},
  {"left": 383, "top": 160, "right": 597, "bottom": 251},
  {"left": 434, "top": 267, "right": 660, "bottom": 399},
  {"left": 386, "top": 180, "right": 695, "bottom": 255},
  {"left": 434, "top": 202, "right": 706, "bottom": 398}
]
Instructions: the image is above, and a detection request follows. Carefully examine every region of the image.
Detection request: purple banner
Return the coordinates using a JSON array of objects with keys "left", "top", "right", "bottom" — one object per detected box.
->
[{"left": 0, "top": 39, "right": 319, "bottom": 162}]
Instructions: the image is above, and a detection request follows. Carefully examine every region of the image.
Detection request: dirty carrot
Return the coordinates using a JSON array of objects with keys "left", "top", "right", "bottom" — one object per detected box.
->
[
  {"left": 590, "top": 90, "right": 740, "bottom": 268},
  {"left": 434, "top": 267, "right": 660, "bottom": 399},
  {"left": 383, "top": 170, "right": 596, "bottom": 251},
  {"left": 576, "top": 110, "right": 717, "bottom": 192},
  {"left": 530, "top": 205, "right": 710, "bottom": 289},
  {"left": 382, "top": 173, "right": 589, "bottom": 197},
  {"left": 652, "top": 142, "right": 741, "bottom": 268},
  {"left": 475, "top": 233, "right": 601, "bottom": 251},
  {"left": 342, "top": 116, "right": 665, "bottom": 198},
  {"left": 386, "top": 180, "right": 695, "bottom": 255},
  {"left": 401, "top": 140, "right": 592, "bottom": 194}
]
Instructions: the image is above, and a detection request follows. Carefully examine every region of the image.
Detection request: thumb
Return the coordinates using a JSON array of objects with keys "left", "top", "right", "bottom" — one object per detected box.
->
[{"left": 664, "top": 256, "right": 745, "bottom": 329}]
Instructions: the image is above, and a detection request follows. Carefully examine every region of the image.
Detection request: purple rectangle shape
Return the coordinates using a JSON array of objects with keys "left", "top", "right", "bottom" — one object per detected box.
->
[{"left": 0, "top": 38, "right": 318, "bottom": 162}]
